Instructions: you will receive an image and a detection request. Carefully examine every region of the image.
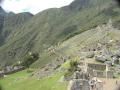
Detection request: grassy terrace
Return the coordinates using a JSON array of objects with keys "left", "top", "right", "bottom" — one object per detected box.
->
[{"left": 0, "top": 70, "right": 68, "bottom": 90}]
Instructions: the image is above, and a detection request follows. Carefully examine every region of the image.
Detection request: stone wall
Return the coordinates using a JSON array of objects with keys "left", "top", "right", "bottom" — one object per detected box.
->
[
  {"left": 87, "top": 67, "right": 114, "bottom": 78},
  {"left": 94, "top": 70, "right": 106, "bottom": 78},
  {"left": 87, "top": 68, "right": 106, "bottom": 78},
  {"left": 68, "top": 78, "right": 104, "bottom": 90},
  {"left": 88, "top": 63, "right": 106, "bottom": 71},
  {"left": 95, "top": 70, "right": 114, "bottom": 78},
  {"left": 68, "top": 79, "right": 90, "bottom": 90},
  {"left": 107, "top": 71, "right": 114, "bottom": 78}
]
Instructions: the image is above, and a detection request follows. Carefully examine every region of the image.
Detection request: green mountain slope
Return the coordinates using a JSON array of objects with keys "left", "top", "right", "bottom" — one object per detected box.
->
[
  {"left": 0, "top": 0, "right": 120, "bottom": 67},
  {"left": 2, "top": 12, "right": 33, "bottom": 44},
  {"left": 1, "top": 20, "right": 120, "bottom": 90},
  {"left": 0, "top": 7, "right": 7, "bottom": 44}
]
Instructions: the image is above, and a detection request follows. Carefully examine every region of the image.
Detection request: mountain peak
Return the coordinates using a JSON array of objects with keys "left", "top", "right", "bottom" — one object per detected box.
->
[
  {"left": 69, "top": 0, "right": 90, "bottom": 10},
  {"left": 0, "top": 7, "right": 6, "bottom": 15}
]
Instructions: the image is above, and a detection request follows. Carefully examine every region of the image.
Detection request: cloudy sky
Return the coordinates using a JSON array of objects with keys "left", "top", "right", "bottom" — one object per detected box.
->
[{"left": 1, "top": 0, "right": 74, "bottom": 14}]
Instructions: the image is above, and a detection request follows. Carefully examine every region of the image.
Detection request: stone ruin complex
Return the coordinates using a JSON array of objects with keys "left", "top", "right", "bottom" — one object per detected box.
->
[
  {"left": 67, "top": 60, "right": 115, "bottom": 90},
  {"left": 67, "top": 22, "right": 120, "bottom": 89}
]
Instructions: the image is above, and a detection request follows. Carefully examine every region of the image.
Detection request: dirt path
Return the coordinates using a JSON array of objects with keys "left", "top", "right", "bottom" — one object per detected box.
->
[{"left": 99, "top": 78, "right": 120, "bottom": 90}]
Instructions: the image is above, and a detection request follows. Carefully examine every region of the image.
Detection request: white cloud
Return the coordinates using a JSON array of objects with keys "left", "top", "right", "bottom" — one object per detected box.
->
[{"left": 2, "top": 0, "right": 74, "bottom": 14}]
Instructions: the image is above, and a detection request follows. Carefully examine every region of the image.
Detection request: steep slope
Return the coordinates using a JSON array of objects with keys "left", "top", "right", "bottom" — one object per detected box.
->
[
  {"left": 3, "top": 12, "right": 33, "bottom": 38},
  {"left": 0, "top": 0, "right": 120, "bottom": 66},
  {"left": 1, "top": 12, "right": 33, "bottom": 44},
  {"left": 0, "top": 7, "right": 6, "bottom": 29},
  {"left": 31, "top": 21, "right": 120, "bottom": 67},
  {"left": 0, "top": 7, "right": 7, "bottom": 44},
  {"left": 0, "top": 7, "right": 33, "bottom": 46},
  {"left": 58, "top": 22, "right": 120, "bottom": 55}
]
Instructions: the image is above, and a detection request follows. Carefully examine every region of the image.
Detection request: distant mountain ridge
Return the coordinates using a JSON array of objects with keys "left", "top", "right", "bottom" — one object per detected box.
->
[
  {"left": 0, "top": 7, "right": 6, "bottom": 31},
  {"left": 0, "top": 7, "right": 8, "bottom": 45},
  {"left": 69, "top": 0, "right": 90, "bottom": 10},
  {"left": 0, "top": 7, "right": 33, "bottom": 45}
]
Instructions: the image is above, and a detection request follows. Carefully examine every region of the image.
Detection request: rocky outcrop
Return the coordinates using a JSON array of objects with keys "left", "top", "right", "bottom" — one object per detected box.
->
[
  {"left": 95, "top": 55, "right": 107, "bottom": 62},
  {"left": 0, "top": 66, "right": 25, "bottom": 77},
  {"left": 35, "top": 55, "right": 70, "bottom": 78}
]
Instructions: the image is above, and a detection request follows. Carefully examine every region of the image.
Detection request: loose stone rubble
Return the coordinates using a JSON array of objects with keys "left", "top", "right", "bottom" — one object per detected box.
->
[{"left": 0, "top": 66, "right": 25, "bottom": 78}]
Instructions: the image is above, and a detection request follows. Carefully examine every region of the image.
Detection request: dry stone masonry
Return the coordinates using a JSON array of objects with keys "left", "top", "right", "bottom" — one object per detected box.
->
[{"left": 67, "top": 62, "right": 105, "bottom": 90}]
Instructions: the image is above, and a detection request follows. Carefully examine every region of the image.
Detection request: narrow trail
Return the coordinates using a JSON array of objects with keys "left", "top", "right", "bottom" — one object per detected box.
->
[{"left": 100, "top": 78, "right": 120, "bottom": 90}]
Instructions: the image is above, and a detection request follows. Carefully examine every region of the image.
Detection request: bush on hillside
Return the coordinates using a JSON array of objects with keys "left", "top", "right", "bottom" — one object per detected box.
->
[
  {"left": 21, "top": 52, "right": 39, "bottom": 68},
  {"left": 64, "top": 60, "right": 78, "bottom": 77},
  {"left": 69, "top": 60, "right": 78, "bottom": 71}
]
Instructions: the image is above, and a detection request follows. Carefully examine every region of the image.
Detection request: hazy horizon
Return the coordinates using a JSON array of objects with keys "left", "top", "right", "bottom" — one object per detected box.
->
[{"left": 1, "top": 0, "right": 74, "bottom": 14}]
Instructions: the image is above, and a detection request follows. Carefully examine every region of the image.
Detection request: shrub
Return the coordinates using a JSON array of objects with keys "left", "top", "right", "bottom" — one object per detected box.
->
[
  {"left": 21, "top": 52, "right": 39, "bottom": 68},
  {"left": 64, "top": 60, "right": 78, "bottom": 77},
  {"left": 64, "top": 70, "right": 73, "bottom": 77},
  {"left": 69, "top": 60, "right": 78, "bottom": 71}
]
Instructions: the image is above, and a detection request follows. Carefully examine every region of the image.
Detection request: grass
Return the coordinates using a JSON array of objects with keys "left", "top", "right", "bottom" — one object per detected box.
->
[
  {"left": 0, "top": 70, "right": 68, "bottom": 90},
  {"left": 61, "top": 61, "right": 71, "bottom": 69}
]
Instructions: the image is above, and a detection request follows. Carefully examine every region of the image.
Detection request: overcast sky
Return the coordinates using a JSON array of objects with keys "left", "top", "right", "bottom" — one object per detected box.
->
[{"left": 1, "top": 0, "right": 74, "bottom": 14}]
